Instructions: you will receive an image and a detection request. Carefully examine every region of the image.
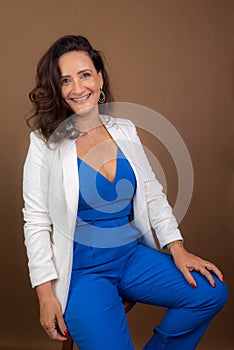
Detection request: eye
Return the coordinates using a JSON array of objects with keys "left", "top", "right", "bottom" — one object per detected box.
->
[
  {"left": 60, "top": 77, "right": 71, "bottom": 85},
  {"left": 81, "top": 72, "right": 92, "bottom": 79}
]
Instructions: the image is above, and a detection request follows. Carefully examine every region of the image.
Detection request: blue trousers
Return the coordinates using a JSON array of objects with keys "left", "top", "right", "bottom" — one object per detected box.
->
[{"left": 64, "top": 240, "right": 228, "bottom": 350}]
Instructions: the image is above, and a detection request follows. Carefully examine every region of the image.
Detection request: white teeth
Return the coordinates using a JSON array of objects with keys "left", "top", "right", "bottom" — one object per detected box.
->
[{"left": 72, "top": 94, "right": 90, "bottom": 102}]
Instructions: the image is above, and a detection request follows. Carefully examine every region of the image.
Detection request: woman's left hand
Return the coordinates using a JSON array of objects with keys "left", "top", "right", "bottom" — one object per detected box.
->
[{"left": 169, "top": 242, "right": 224, "bottom": 288}]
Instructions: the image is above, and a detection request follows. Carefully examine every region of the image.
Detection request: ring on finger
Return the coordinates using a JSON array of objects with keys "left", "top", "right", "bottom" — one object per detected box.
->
[{"left": 204, "top": 263, "right": 211, "bottom": 268}]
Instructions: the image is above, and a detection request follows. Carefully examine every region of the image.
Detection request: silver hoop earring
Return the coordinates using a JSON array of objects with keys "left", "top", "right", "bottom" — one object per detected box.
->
[{"left": 98, "top": 89, "right": 106, "bottom": 103}]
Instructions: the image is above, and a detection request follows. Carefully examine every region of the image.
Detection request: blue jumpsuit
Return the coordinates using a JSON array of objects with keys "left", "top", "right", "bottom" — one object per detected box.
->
[{"left": 64, "top": 146, "right": 228, "bottom": 350}]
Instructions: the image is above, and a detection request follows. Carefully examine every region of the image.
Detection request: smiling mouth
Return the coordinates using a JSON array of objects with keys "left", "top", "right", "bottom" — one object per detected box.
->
[{"left": 71, "top": 94, "right": 91, "bottom": 103}]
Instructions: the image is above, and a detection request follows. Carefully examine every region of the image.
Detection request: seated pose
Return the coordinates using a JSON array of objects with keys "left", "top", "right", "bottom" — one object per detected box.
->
[{"left": 22, "top": 35, "right": 228, "bottom": 350}]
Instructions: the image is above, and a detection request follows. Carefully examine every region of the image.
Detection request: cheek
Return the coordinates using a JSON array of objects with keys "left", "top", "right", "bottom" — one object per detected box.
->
[
  {"left": 91, "top": 77, "right": 101, "bottom": 92},
  {"left": 61, "top": 86, "right": 69, "bottom": 98}
]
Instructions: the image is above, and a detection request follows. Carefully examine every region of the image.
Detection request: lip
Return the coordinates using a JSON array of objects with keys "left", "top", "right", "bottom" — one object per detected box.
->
[{"left": 71, "top": 93, "right": 91, "bottom": 103}]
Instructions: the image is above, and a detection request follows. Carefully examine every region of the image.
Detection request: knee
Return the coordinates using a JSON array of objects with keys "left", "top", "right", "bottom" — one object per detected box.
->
[
  {"left": 212, "top": 279, "right": 228, "bottom": 311},
  {"left": 203, "top": 278, "right": 228, "bottom": 315}
]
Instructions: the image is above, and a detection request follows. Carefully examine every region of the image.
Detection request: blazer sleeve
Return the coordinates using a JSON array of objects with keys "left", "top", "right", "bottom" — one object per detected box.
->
[
  {"left": 127, "top": 120, "right": 183, "bottom": 249},
  {"left": 22, "top": 132, "right": 58, "bottom": 287}
]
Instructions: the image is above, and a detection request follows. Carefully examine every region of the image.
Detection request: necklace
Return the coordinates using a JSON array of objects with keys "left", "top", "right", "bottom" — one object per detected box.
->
[{"left": 77, "top": 124, "right": 103, "bottom": 137}]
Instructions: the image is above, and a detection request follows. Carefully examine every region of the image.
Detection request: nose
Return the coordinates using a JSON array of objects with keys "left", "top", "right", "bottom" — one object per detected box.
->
[{"left": 71, "top": 78, "right": 85, "bottom": 95}]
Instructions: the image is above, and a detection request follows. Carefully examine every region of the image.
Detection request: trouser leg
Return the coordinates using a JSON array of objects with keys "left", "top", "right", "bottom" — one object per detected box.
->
[
  {"left": 64, "top": 271, "right": 134, "bottom": 350},
  {"left": 119, "top": 244, "right": 228, "bottom": 350}
]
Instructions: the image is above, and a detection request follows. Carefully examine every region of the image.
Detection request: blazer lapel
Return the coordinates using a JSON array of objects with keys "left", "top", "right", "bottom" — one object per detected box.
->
[{"left": 60, "top": 138, "right": 79, "bottom": 235}]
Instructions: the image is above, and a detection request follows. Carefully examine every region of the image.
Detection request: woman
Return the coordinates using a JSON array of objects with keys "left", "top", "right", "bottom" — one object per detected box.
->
[{"left": 22, "top": 35, "right": 228, "bottom": 350}]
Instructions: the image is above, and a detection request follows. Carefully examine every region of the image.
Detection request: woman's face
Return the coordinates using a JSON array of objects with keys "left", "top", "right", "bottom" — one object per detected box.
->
[{"left": 58, "top": 51, "right": 103, "bottom": 114}]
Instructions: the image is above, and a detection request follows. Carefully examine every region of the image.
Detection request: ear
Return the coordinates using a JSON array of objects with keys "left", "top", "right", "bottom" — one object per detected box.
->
[{"left": 98, "top": 71, "right": 104, "bottom": 88}]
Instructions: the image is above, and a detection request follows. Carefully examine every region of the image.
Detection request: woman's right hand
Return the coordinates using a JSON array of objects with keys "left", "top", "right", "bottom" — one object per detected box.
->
[{"left": 36, "top": 282, "right": 68, "bottom": 341}]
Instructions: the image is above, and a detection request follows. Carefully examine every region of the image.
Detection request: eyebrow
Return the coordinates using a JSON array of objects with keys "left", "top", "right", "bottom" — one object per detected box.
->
[{"left": 60, "top": 69, "right": 93, "bottom": 78}]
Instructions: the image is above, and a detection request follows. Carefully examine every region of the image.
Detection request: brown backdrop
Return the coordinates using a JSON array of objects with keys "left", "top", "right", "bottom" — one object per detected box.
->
[{"left": 0, "top": 0, "right": 233, "bottom": 349}]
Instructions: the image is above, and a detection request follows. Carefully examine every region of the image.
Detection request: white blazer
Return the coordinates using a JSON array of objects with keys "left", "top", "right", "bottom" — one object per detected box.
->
[{"left": 22, "top": 115, "right": 182, "bottom": 312}]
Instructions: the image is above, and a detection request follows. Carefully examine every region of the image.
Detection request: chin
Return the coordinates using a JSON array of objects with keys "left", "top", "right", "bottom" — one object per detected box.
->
[{"left": 72, "top": 104, "right": 99, "bottom": 116}]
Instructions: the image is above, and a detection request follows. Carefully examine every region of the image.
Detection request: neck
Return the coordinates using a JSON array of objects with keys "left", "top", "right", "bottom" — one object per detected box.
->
[{"left": 73, "top": 107, "right": 102, "bottom": 133}]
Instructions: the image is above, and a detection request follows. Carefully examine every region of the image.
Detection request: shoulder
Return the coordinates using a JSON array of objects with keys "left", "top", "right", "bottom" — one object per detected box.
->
[
  {"left": 26, "top": 130, "right": 48, "bottom": 158},
  {"left": 29, "top": 130, "right": 49, "bottom": 148},
  {"left": 115, "top": 117, "right": 135, "bottom": 128},
  {"left": 29, "top": 130, "right": 46, "bottom": 144}
]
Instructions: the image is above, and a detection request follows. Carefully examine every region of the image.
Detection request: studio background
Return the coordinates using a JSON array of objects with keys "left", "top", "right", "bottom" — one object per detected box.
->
[{"left": 0, "top": 1, "right": 233, "bottom": 349}]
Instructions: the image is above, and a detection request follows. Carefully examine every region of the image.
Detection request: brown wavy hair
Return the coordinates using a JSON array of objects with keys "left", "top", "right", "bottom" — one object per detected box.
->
[{"left": 26, "top": 35, "right": 114, "bottom": 141}]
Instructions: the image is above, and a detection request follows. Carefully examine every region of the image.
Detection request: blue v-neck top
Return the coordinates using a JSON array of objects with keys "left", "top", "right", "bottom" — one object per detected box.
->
[{"left": 74, "top": 147, "right": 141, "bottom": 248}]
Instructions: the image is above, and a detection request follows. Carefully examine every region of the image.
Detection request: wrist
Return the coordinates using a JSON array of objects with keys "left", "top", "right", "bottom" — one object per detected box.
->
[{"left": 167, "top": 240, "right": 184, "bottom": 253}]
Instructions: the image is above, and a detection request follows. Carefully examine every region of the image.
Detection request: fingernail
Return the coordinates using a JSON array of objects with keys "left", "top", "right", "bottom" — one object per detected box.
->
[
  {"left": 213, "top": 282, "right": 216, "bottom": 288},
  {"left": 191, "top": 282, "right": 197, "bottom": 288},
  {"left": 64, "top": 330, "right": 69, "bottom": 337},
  {"left": 221, "top": 276, "right": 225, "bottom": 282}
]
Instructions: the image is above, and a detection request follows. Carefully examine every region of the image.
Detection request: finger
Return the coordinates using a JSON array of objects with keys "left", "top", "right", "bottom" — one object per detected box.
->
[
  {"left": 42, "top": 320, "right": 67, "bottom": 341},
  {"left": 203, "top": 262, "right": 224, "bottom": 282},
  {"left": 56, "top": 313, "right": 69, "bottom": 337},
  {"left": 46, "top": 326, "right": 67, "bottom": 341},
  {"left": 196, "top": 266, "right": 216, "bottom": 287},
  {"left": 186, "top": 262, "right": 216, "bottom": 287},
  {"left": 180, "top": 268, "right": 197, "bottom": 288}
]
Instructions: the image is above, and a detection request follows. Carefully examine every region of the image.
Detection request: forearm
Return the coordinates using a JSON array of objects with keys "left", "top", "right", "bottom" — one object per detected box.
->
[
  {"left": 36, "top": 281, "right": 54, "bottom": 304},
  {"left": 146, "top": 179, "right": 183, "bottom": 248}
]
